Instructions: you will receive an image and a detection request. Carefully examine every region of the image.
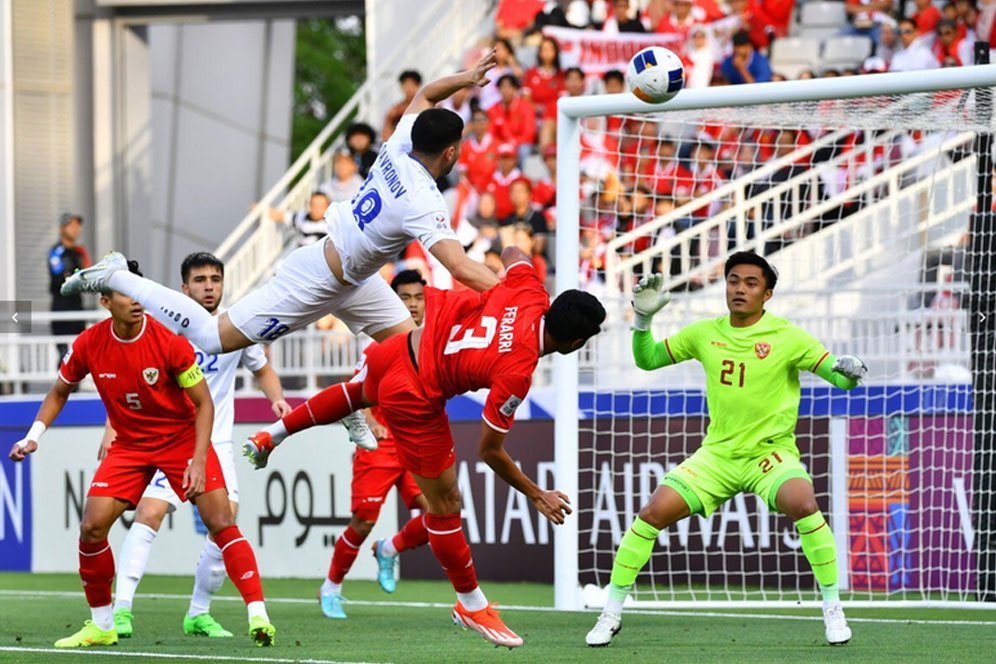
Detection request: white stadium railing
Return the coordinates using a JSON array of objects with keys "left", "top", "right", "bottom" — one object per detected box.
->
[{"left": 0, "top": 284, "right": 970, "bottom": 397}]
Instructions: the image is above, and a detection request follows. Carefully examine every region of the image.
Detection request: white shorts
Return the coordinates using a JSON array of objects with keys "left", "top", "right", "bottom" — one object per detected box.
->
[
  {"left": 141, "top": 441, "right": 239, "bottom": 512},
  {"left": 226, "top": 239, "right": 410, "bottom": 342}
]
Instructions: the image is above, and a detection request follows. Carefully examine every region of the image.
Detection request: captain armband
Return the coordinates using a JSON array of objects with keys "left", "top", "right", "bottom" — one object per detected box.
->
[{"left": 176, "top": 362, "right": 205, "bottom": 388}]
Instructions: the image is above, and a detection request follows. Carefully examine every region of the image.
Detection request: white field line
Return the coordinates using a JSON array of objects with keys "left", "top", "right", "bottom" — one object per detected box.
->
[
  {"left": 1, "top": 589, "right": 995, "bottom": 627},
  {"left": 0, "top": 646, "right": 384, "bottom": 664}
]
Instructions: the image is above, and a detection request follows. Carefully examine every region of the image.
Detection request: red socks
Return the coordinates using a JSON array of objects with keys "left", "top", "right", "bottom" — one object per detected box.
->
[
  {"left": 283, "top": 381, "right": 364, "bottom": 435},
  {"left": 425, "top": 513, "right": 477, "bottom": 593},
  {"left": 214, "top": 526, "right": 264, "bottom": 604},
  {"left": 392, "top": 514, "right": 429, "bottom": 553},
  {"left": 79, "top": 539, "right": 115, "bottom": 607},
  {"left": 328, "top": 525, "right": 365, "bottom": 584}
]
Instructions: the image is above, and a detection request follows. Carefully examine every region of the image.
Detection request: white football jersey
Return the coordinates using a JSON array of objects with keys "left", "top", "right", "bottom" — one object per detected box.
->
[
  {"left": 324, "top": 113, "right": 458, "bottom": 284},
  {"left": 192, "top": 338, "right": 267, "bottom": 444}
]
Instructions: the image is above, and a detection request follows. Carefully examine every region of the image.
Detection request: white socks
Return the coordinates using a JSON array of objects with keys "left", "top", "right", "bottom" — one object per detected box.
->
[
  {"left": 91, "top": 604, "right": 114, "bottom": 631},
  {"left": 247, "top": 601, "right": 269, "bottom": 623},
  {"left": 380, "top": 538, "right": 399, "bottom": 558},
  {"left": 262, "top": 419, "right": 288, "bottom": 445},
  {"left": 106, "top": 271, "right": 223, "bottom": 353},
  {"left": 188, "top": 538, "right": 226, "bottom": 618},
  {"left": 457, "top": 587, "right": 488, "bottom": 612},
  {"left": 113, "top": 522, "right": 158, "bottom": 612},
  {"left": 320, "top": 578, "right": 343, "bottom": 596}
]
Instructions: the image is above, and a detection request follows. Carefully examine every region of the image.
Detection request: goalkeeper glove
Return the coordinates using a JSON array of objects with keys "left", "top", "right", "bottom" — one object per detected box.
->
[
  {"left": 631, "top": 273, "right": 671, "bottom": 331},
  {"left": 832, "top": 355, "right": 868, "bottom": 383}
]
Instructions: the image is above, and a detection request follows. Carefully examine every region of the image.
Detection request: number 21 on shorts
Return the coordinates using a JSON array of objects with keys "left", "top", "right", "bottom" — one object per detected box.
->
[{"left": 758, "top": 451, "right": 784, "bottom": 474}]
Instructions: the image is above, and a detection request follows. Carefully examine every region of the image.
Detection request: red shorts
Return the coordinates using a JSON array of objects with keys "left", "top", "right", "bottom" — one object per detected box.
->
[
  {"left": 351, "top": 441, "right": 422, "bottom": 521},
  {"left": 88, "top": 430, "right": 227, "bottom": 507},
  {"left": 363, "top": 332, "right": 455, "bottom": 478}
]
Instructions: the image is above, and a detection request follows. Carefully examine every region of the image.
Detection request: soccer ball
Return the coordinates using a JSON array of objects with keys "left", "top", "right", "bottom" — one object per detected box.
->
[{"left": 626, "top": 46, "right": 685, "bottom": 104}]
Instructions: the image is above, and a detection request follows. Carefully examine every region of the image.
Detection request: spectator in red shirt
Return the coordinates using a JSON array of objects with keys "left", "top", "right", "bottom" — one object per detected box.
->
[
  {"left": 649, "top": 137, "right": 694, "bottom": 205},
  {"left": 564, "top": 66, "right": 587, "bottom": 98},
  {"left": 382, "top": 70, "right": 422, "bottom": 141},
  {"left": 458, "top": 108, "right": 499, "bottom": 193},
  {"left": 496, "top": 0, "right": 545, "bottom": 44},
  {"left": 500, "top": 178, "right": 549, "bottom": 257},
  {"left": 488, "top": 75, "right": 537, "bottom": 163},
  {"left": 523, "top": 37, "right": 566, "bottom": 147},
  {"left": 486, "top": 143, "right": 525, "bottom": 220},
  {"left": 654, "top": 0, "right": 706, "bottom": 37},
  {"left": 933, "top": 18, "right": 973, "bottom": 65},
  {"left": 532, "top": 144, "right": 557, "bottom": 209},
  {"left": 913, "top": 0, "right": 942, "bottom": 36}
]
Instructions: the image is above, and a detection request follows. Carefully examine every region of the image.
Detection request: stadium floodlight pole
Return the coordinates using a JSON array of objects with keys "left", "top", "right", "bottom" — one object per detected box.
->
[{"left": 554, "top": 64, "right": 996, "bottom": 611}]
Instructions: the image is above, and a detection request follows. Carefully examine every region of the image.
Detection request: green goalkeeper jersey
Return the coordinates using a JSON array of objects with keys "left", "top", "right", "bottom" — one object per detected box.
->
[{"left": 633, "top": 311, "right": 859, "bottom": 459}]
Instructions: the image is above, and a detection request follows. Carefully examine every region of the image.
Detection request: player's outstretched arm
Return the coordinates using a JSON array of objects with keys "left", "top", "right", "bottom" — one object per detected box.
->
[
  {"left": 630, "top": 274, "right": 676, "bottom": 371},
  {"left": 429, "top": 239, "right": 501, "bottom": 292},
  {"left": 8, "top": 379, "right": 73, "bottom": 461},
  {"left": 477, "top": 423, "right": 572, "bottom": 525},
  {"left": 814, "top": 354, "right": 867, "bottom": 390},
  {"left": 405, "top": 49, "right": 498, "bottom": 116}
]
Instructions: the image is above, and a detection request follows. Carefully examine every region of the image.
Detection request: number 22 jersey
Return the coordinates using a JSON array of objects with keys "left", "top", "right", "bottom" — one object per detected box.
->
[{"left": 418, "top": 261, "right": 550, "bottom": 433}]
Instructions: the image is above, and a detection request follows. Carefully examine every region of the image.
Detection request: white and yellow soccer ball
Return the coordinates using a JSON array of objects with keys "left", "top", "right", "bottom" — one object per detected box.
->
[{"left": 625, "top": 46, "right": 685, "bottom": 104}]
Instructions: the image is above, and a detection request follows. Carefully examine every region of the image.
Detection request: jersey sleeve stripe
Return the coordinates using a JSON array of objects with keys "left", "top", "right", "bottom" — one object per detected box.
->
[
  {"left": 482, "top": 414, "right": 511, "bottom": 434},
  {"left": 57, "top": 370, "right": 79, "bottom": 386},
  {"left": 505, "top": 260, "right": 533, "bottom": 273},
  {"left": 663, "top": 339, "right": 677, "bottom": 364},
  {"left": 811, "top": 351, "right": 830, "bottom": 373}
]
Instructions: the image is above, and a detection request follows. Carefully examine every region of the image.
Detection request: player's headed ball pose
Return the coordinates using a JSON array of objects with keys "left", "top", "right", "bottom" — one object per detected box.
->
[
  {"left": 586, "top": 252, "right": 867, "bottom": 648},
  {"left": 10, "top": 259, "right": 276, "bottom": 648}
]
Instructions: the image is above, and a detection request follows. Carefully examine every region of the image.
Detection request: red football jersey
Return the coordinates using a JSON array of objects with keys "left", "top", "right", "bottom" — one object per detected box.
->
[
  {"left": 59, "top": 315, "right": 199, "bottom": 447},
  {"left": 357, "top": 345, "right": 398, "bottom": 453},
  {"left": 418, "top": 261, "right": 549, "bottom": 433}
]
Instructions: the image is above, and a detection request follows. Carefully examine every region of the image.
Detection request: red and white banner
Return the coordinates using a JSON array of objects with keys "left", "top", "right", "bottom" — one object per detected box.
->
[{"left": 542, "top": 26, "right": 684, "bottom": 76}]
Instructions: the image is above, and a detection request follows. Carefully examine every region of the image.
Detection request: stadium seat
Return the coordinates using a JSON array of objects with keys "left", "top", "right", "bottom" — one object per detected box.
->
[
  {"left": 799, "top": 2, "right": 847, "bottom": 27},
  {"left": 798, "top": 25, "right": 845, "bottom": 41},
  {"left": 770, "top": 37, "right": 822, "bottom": 67},
  {"left": 822, "top": 35, "right": 874, "bottom": 68}
]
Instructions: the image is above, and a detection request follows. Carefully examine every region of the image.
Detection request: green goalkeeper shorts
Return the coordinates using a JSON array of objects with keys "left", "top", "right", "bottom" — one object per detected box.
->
[{"left": 661, "top": 444, "right": 812, "bottom": 517}]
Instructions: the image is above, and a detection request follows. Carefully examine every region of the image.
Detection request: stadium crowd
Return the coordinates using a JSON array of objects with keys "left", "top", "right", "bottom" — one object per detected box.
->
[{"left": 269, "top": 0, "right": 975, "bottom": 296}]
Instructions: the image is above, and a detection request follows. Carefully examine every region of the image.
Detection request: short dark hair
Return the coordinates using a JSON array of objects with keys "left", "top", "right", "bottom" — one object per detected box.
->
[
  {"left": 724, "top": 251, "right": 778, "bottom": 290},
  {"left": 181, "top": 251, "right": 225, "bottom": 283},
  {"left": 399, "top": 70, "right": 422, "bottom": 85},
  {"left": 546, "top": 290, "right": 606, "bottom": 344},
  {"left": 496, "top": 74, "right": 520, "bottom": 89},
  {"left": 345, "top": 122, "right": 376, "bottom": 143},
  {"left": 565, "top": 66, "right": 585, "bottom": 79},
  {"left": 311, "top": 190, "right": 330, "bottom": 202},
  {"left": 603, "top": 69, "right": 625, "bottom": 85},
  {"left": 411, "top": 108, "right": 464, "bottom": 155},
  {"left": 101, "top": 259, "right": 142, "bottom": 296},
  {"left": 732, "top": 30, "right": 752, "bottom": 48},
  {"left": 391, "top": 269, "right": 426, "bottom": 292}
]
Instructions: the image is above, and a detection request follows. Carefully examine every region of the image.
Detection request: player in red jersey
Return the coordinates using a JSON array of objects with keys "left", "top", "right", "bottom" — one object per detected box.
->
[
  {"left": 8, "top": 260, "right": 276, "bottom": 649},
  {"left": 319, "top": 269, "right": 431, "bottom": 620},
  {"left": 244, "top": 247, "right": 606, "bottom": 648}
]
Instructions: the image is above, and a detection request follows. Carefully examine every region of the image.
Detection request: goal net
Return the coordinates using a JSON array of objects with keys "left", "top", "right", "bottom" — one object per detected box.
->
[{"left": 552, "top": 69, "right": 996, "bottom": 609}]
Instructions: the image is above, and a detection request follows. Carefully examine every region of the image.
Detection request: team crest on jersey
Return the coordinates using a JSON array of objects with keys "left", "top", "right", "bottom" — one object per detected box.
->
[
  {"left": 755, "top": 343, "right": 771, "bottom": 359},
  {"left": 143, "top": 367, "right": 160, "bottom": 385},
  {"left": 434, "top": 212, "right": 448, "bottom": 230}
]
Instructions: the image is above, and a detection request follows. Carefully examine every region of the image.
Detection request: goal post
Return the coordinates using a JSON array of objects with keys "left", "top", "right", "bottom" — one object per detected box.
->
[{"left": 553, "top": 65, "right": 996, "bottom": 610}]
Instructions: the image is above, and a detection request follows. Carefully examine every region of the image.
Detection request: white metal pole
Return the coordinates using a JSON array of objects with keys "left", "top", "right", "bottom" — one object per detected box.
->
[
  {"left": 553, "top": 106, "right": 582, "bottom": 611},
  {"left": 558, "top": 65, "right": 996, "bottom": 118},
  {"left": 829, "top": 417, "right": 850, "bottom": 592}
]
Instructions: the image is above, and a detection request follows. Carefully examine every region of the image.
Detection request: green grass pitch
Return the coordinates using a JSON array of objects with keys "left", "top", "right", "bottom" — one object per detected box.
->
[{"left": 0, "top": 572, "right": 992, "bottom": 663}]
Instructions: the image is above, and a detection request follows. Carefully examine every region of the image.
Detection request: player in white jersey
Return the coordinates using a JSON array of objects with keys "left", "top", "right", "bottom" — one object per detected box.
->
[
  {"left": 106, "top": 252, "right": 291, "bottom": 639},
  {"left": 59, "top": 52, "right": 502, "bottom": 436}
]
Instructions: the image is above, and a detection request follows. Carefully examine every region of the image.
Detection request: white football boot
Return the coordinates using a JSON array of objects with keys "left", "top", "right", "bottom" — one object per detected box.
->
[
  {"left": 60, "top": 251, "right": 128, "bottom": 296},
  {"left": 585, "top": 611, "right": 622, "bottom": 647},
  {"left": 341, "top": 411, "right": 378, "bottom": 451},
  {"left": 823, "top": 602, "right": 852, "bottom": 645}
]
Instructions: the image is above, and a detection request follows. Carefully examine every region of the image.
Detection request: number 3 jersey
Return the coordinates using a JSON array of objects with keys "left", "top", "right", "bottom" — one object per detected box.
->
[
  {"left": 325, "top": 113, "right": 458, "bottom": 285},
  {"left": 418, "top": 261, "right": 550, "bottom": 433},
  {"left": 644, "top": 312, "right": 833, "bottom": 458},
  {"left": 59, "top": 315, "right": 200, "bottom": 447}
]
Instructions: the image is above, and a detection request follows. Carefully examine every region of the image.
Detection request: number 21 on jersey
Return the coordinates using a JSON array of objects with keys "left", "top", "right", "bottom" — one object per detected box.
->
[
  {"left": 720, "top": 359, "right": 746, "bottom": 387},
  {"left": 444, "top": 316, "right": 497, "bottom": 355}
]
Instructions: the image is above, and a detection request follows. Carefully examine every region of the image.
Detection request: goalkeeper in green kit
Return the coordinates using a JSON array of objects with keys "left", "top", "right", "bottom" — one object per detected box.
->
[{"left": 586, "top": 252, "right": 867, "bottom": 648}]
